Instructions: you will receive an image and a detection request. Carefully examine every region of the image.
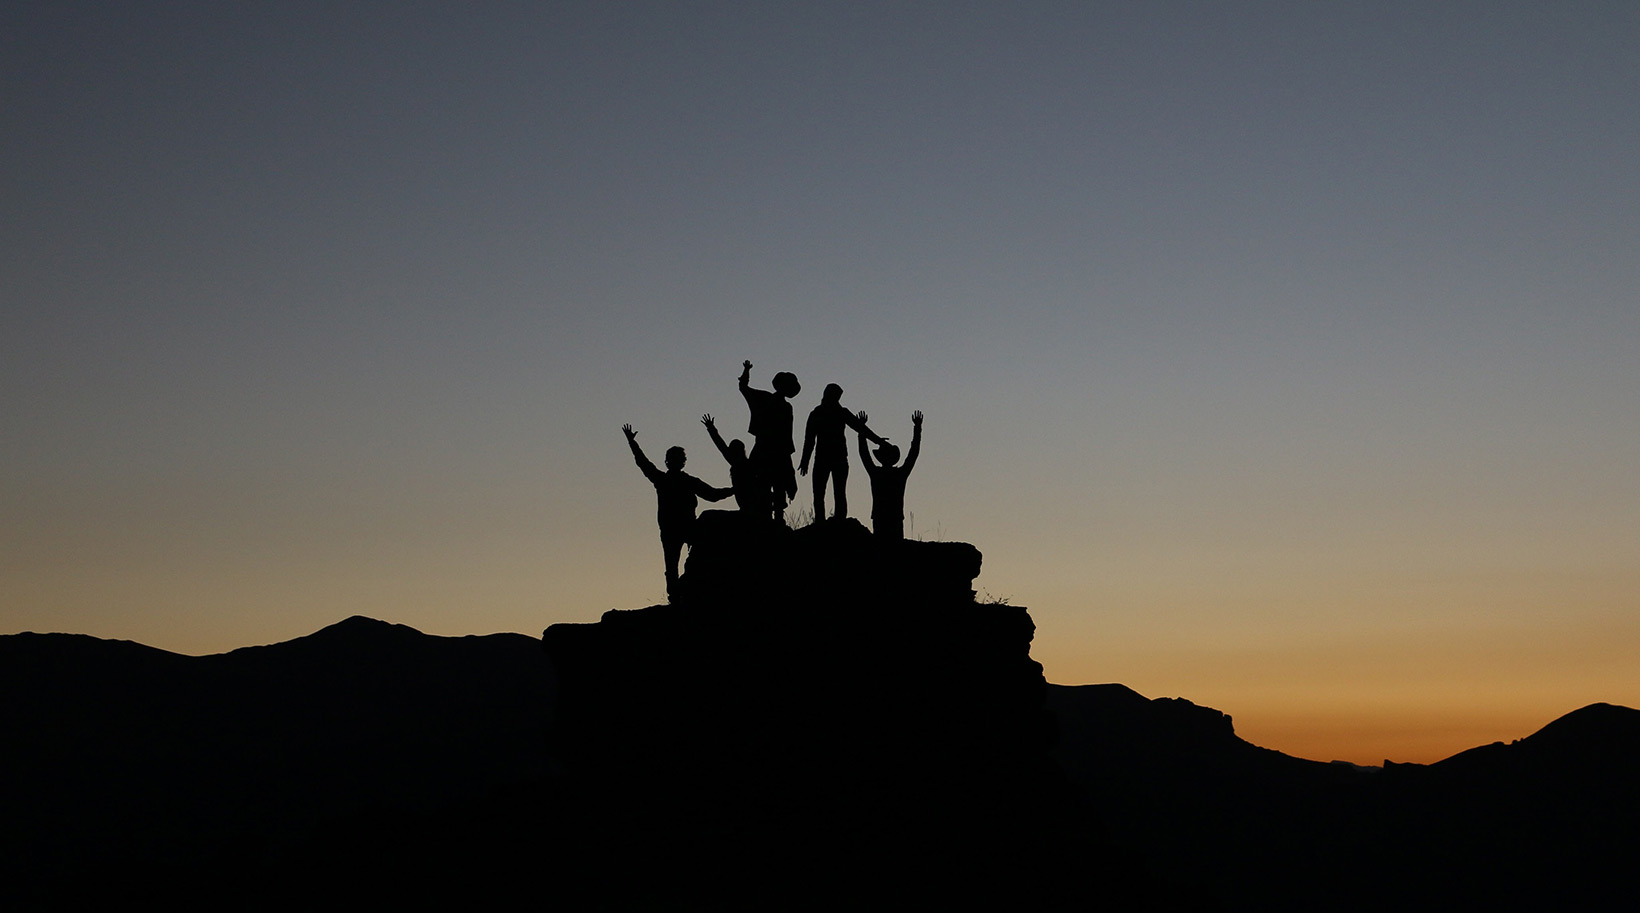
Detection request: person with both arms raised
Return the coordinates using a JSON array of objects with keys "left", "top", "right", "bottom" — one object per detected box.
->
[
  {"left": 798, "top": 382, "right": 888, "bottom": 522},
  {"left": 622, "top": 423, "right": 734, "bottom": 595},
  {"left": 857, "top": 409, "right": 922, "bottom": 540}
]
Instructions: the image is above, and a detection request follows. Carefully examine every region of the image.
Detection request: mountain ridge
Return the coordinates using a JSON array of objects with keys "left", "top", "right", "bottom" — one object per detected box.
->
[
  {"left": 5, "top": 527, "right": 1635, "bottom": 907},
  {"left": 16, "top": 619, "right": 1622, "bottom": 768}
]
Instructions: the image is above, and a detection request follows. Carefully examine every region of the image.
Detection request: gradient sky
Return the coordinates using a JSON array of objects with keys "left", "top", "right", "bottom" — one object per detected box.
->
[{"left": 5, "top": 1, "right": 1637, "bottom": 764}]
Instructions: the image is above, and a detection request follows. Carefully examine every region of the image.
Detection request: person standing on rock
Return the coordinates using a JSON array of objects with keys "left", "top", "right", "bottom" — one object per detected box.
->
[
  {"left": 738, "top": 359, "right": 801, "bottom": 524},
  {"left": 701, "top": 413, "right": 765, "bottom": 517},
  {"left": 623, "top": 423, "right": 734, "bottom": 595},
  {"left": 857, "top": 410, "right": 922, "bottom": 539},
  {"left": 798, "top": 383, "right": 889, "bottom": 522}
]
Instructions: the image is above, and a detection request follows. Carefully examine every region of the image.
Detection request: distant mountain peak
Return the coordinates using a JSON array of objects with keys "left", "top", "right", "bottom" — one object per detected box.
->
[
  {"left": 1523, "top": 701, "right": 1640, "bottom": 752},
  {"left": 214, "top": 615, "right": 432, "bottom": 665},
  {"left": 314, "top": 615, "right": 424, "bottom": 638}
]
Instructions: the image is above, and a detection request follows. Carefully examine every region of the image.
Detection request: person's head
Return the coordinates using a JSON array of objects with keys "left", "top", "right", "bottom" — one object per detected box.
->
[
  {"left": 665, "top": 446, "right": 686, "bottom": 470},
  {"left": 874, "top": 442, "right": 901, "bottom": 466},
  {"left": 773, "top": 371, "right": 801, "bottom": 399},
  {"left": 729, "top": 439, "right": 746, "bottom": 460},
  {"left": 822, "top": 383, "right": 843, "bottom": 405}
]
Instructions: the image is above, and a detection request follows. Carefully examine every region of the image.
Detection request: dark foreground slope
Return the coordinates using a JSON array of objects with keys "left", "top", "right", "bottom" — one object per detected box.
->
[
  {"left": 0, "top": 619, "right": 554, "bottom": 907},
  {"left": 542, "top": 517, "right": 1147, "bottom": 908},
  {"left": 5, "top": 524, "right": 1638, "bottom": 909},
  {"left": 1051, "top": 684, "right": 1640, "bottom": 909}
]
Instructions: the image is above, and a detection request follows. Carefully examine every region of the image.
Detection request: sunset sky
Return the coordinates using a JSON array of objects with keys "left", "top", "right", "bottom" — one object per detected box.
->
[{"left": 5, "top": 1, "right": 1636, "bottom": 764}]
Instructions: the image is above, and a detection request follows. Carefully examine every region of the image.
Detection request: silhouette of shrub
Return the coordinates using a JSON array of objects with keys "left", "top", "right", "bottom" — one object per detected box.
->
[{"left": 784, "top": 505, "right": 814, "bottom": 528}]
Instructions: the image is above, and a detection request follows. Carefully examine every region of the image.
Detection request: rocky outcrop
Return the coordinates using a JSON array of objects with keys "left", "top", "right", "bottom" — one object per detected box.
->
[{"left": 542, "top": 518, "right": 1144, "bottom": 907}]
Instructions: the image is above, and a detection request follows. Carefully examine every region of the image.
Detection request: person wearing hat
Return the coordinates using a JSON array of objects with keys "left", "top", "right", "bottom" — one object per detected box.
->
[
  {"left": 856, "top": 410, "right": 923, "bottom": 540},
  {"left": 738, "top": 359, "right": 802, "bottom": 524}
]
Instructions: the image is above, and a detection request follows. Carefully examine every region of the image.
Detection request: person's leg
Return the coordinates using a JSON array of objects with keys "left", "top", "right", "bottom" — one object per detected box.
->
[
  {"left": 662, "top": 533, "right": 684, "bottom": 593},
  {"left": 833, "top": 459, "right": 849, "bottom": 519},
  {"left": 811, "top": 462, "right": 829, "bottom": 522},
  {"left": 752, "top": 444, "right": 788, "bottom": 524},
  {"left": 772, "top": 458, "right": 794, "bottom": 523}
]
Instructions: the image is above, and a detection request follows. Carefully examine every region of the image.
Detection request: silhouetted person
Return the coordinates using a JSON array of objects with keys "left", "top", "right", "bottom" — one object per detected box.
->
[
  {"left": 799, "top": 383, "right": 888, "bottom": 522},
  {"left": 700, "top": 413, "right": 765, "bottom": 516},
  {"left": 738, "top": 359, "right": 800, "bottom": 523},
  {"left": 623, "top": 423, "right": 733, "bottom": 594},
  {"left": 857, "top": 410, "right": 922, "bottom": 539}
]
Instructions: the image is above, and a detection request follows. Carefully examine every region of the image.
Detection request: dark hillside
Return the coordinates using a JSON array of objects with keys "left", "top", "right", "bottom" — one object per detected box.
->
[
  {"left": 0, "top": 620, "right": 552, "bottom": 906},
  {"left": 4, "top": 528, "right": 1636, "bottom": 909},
  {"left": 543, "top": 517, "right": 1150, "bottom": 908}
]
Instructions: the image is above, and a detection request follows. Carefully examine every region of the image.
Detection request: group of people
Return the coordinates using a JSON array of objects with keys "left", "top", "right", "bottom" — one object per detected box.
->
[{"left": 624, "top": 359, "right": 924, "bottom": 593}]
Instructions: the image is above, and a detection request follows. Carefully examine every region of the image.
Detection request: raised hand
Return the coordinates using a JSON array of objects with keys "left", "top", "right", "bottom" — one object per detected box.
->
[
  {"left": 743, "top": 359, "right": 753, "bottom": 370},
  {"left": 856, "top": 410, "right": 868, "bottom": 424},
  {"left": 701, "top": 413, "right": 715, "bottom": 428},
  {"left": 912, "top": 410, "right": 923, "bottom": 426},
  {"left": 622, "top": 423, "right": 636, "bottom": 440}
]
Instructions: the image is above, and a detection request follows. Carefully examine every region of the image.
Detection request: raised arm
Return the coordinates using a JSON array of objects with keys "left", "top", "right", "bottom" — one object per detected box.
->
[
  {"left": 702, "top": 414, "right": 732, "bottom": 461},
  {"left": 738, "top": 359, "right": 752, "bottom": 394},
  {"left": 623, "top": 424, "right": 662, "bottom": 484},
  {"left": 903, "top": 411, "right": 923, "bottom": 473},
  {"left": 856, "top": 413, "right": 877, "bottom": 474}
]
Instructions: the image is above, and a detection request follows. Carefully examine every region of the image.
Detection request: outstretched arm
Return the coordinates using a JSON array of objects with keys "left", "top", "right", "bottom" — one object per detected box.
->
[
  {"left": 843, "top": 408, "right": 889, "bottom": 447},
  {"left": 702, "top": 414, "right": 732, "bottom": 461},
  {"left": 694, "top": 476, "right": 735, "bottom": 502},
  {"left": 738, "top": 359, "right": 752, "bottom": 394},
  {"left": 903, "top": 411, "right": 923, "bottom": 473},
  {"left": 624, "top": 424, "right": 662, "bottom": 484}
]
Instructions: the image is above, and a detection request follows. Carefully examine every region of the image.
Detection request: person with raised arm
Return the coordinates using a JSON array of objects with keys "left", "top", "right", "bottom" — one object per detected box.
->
[
  {"left": 798, "top": 383, "right": 888, "bottom": 522},
  {"left": 623, "top": 423, "right": 734, "bottom": 595},
  {"left": 738, "top": 359, "right": 801, "bottom": 524},
  {"left": 701, "top": 413, "right": 764, "bottom": 516},
  {"left": 856, "top": 410, "right": 922, "bottom": 540}
]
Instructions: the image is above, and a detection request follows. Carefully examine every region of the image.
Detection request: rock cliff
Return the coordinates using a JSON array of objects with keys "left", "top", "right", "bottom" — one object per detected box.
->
[{"left": 542, "top": 517, "right": 1141, "bottom": 907}]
